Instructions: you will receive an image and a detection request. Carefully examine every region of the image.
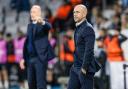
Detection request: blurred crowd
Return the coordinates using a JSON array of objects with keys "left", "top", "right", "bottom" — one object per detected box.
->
[{"left": 0, "top": 0, "right": 128, "bottom": 89}]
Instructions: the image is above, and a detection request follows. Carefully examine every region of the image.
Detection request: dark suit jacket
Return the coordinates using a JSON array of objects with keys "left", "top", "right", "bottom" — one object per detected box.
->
[
  {"left": 74, "top": 20, "right": 101, "bottom": 73},
  {"left": 23, "top": 22, "right": 55, "bottom": 63}
]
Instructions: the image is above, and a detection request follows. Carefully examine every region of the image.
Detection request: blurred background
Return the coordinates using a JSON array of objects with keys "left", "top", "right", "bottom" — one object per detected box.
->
[{"left": 0, "top": 0, "right": 128, "bottom": 89}]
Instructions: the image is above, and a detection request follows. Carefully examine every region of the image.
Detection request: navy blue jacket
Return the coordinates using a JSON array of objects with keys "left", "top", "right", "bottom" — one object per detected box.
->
[
  {"left": 74, "top": 20, "right": 101, "bottom": 73},
  {"left": 23, "top": 22, "right": 55, "bottom": 63}
]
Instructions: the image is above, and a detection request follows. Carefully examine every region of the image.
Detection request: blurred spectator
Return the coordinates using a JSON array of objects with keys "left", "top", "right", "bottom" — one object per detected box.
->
[
  {"left": 10, "top": 0, "right": 17, "bottom": 9},
  {"left": 11, "top": 0, "right": 31, "bottom": 22},
  {"left": 6, "top": 33, "right": 15, "bottom": 64},
  {"left": 53, "top": 0, "right": 82, "bottom": 32},
  {"left": 110, "top": 14, "right": 121, "bottom": 31},
  {"left": 44, "top": 6, "right": 54, "bottom": 24},
  {"left": 94, "top": 37, "right": 108, "bottom": 89},
  {"left": 14, "top": 28, "right": 26, "bottom": 63},
  {"left": 70, "top": 0, "right": 82, "bottom": 7},
  {"left": 10, "top": 0, "right": 30, "bottom": 12},
  {"left": 49, "top": 32, "right": 57, "bottom": 49},
  {"left": 121, "top": 11, "right": 128, "bottom": 61},
  {"left": 2, "top": 7, "right": 6, "bottom": 24},
  {"left": 5, "top": 33, "right": 19, "bottom": 88},
  {"left": 83, "top": 0, "right": 102, "bottom": 10},
  {"left": 113, "top": 3, "right": 122, "bottom": 16},
  {"left": 94, "top": 14, "right": 104, "bottom": 30},
  {"left": 104, "top": 29, "right": 127, "bottom": 61},
  {"left": 14, "top": 28, "right": 26, "bottom": 89},
  {"left": 60, "top": 29, "right": 74, "bottom": 76},
  {"left": 121, "top": 11, "right": 128, "bottom": 30},
  {"left": 98, "top": 28, "right": 107, "bottom": 39},
  {"left": 0, "top": 31, "right": 8, "bottom": 89},
  {"left": 47, "top": 68, "right": 57, "bottom": 89},
  {"left": 53, "top": 1, "right": 73, "bottom": 32},
  {"left": 121, "top": 30, "right": 128, "bottom": 61},
  {"left": 48, "top": 32, "right": 57, "bottom": 69},
  {"left": 91, "top": 6, "right": 100, "bottom": 25}
]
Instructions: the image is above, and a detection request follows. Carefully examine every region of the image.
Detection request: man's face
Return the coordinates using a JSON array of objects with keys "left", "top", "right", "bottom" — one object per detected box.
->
[
  {"left": 30, "top": 6, "right": 41, "bottom": 21},
  {"left": 73, "top": 6, "right": 85, "bottom": 23}
]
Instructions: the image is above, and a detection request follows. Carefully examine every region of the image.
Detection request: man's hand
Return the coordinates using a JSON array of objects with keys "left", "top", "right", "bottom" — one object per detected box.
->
[
  {"left": 81, "top": 68, "right": 86, "bottom": 75},
  {"left": 19, "top": 59, "right": 25, "bottom": 70},
  {"left": 36, "top": 17, "right": 45, "bottom": 24}
]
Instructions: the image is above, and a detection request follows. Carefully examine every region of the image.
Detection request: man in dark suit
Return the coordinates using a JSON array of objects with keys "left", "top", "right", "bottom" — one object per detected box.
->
[
  {"left": 67, "top": 4, "right": 101, "bottom": 89},
  {"left": 19, "top": 5, "right": 55, "bottom": 89}
]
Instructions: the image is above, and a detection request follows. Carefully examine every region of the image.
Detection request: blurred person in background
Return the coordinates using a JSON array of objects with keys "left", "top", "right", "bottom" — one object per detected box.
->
[
  {"left": 14, "top": 28, "right": 26, "bottom": 89},
  {"left": 121, "top": 11, "right": 128, "bottom": 30},
  {"left": 94, "top": 37, "right": 108, "bottom": 89},
  {"left": 121, "top": 34, "right": 128, "bottom": 62},
  {"left": 14, "top": 28, "right": 26, "bottom": 63},
  {"left": 46, "top": 68, "right": 57, "bottom": 89},
  {"left": 47, "top": 32, "right": 57, "bottom": 88},
  {"left": 48, "top": 31, "right": 57, "bottom": 69},
  {"left": 110, "top": 14, "right": 121, "bottom": 31},
  {"left": 53, "top": 0, "right": 82, "bottom": 32},
  {"left": 10, "top": 0, "right": 30, "bottom": 11},
  {"left": 60, "top": 29, "right": 75, "bottom": 76},
  {"left": 0, "top": 30, "right": 8, "bottom": 89},
  {"left": 5, "top": 33, "right": 15, "bottom": 89},
  {"left": 90, "top": 6, "right": 100, "bottom": 25},
  {"left": 93, "top": 14, "right": 105, "bottom": 37},
  {"left": 53, "top": 1, "right": 73, "bottom": 32},
  {"left": 104, "top": 29, "right": 127, "bottom": 61},
  {"left": 44, "top": 6, "right": 54, "bottom": 24},
  {"left": 121, "top": 11, "right": 128, "bottom": 61},
  {"left": 10, "top": 0, "right": 31, "bottom": 22},
  {"left": 113, "top": 3, "right": 122, "bottom": 16},
  {"left": 19, "top": 5, "right": 55, "bottom": 89},
  {"left": 6, "top": 33, "right": 15, "bottom": 64},
  {"left": 97, "top": 28, "right": 107, "bottom": 39}
]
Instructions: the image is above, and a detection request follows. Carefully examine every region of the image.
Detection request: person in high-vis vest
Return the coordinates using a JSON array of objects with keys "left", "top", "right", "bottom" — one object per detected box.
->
[
  {"left": 14, "top": 29, "right": 26, "bottom": 89},
  {"left": 60, "top": 29, "right": 75, "bottom": 76},
  {"left": 104, "top": 29, "right": 127, "bottom": 61},
  {"left": 14, "top": 29, "right": 26, "bottom": 63},
  {"left": 0, "top": 31, "right": 8, "bottom": 89}
]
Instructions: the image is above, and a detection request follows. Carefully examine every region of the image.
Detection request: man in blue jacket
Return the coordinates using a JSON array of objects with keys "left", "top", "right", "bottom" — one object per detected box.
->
[
  {"left": 19, "top": 5, "right": 55, "bottom": 89},
  {"left": 67, "top": 4, "right": 101, "bottom": 89}
]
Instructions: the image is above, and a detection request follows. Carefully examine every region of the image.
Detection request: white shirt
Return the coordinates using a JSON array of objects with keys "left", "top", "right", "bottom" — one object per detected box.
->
[{"left": 32, "top": 20, "right": 45, "bottom": 25}]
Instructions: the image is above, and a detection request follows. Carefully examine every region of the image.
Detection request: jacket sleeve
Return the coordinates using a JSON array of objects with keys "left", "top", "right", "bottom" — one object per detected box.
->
[
  {"left": 81, "top": 26, "right": 95, "bottom": 71},
  {"left": 36, "top": 21, "right": 52, "bottom": 33},
  {"left": 43, "top": 21, "right": 52, "bottom": 30},
  {"left": 118, "top": 33, "right": 128, "bottom": 43}
]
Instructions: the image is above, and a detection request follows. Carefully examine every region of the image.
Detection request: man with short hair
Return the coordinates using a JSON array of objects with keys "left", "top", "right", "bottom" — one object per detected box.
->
[
  {"left": 67, "top": 4, "right": 101, "bottom": 89},
  {"left": 19, "top": 5, "right": 55, "bottom": 89}
]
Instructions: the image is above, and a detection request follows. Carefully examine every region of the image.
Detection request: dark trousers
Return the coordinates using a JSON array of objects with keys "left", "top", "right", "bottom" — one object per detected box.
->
[
  {"left": 67, "top": 66, "right": 94, "bottom": 89},
  {"left": 27, "top": 57, "right": 47, "bottom": 89}
]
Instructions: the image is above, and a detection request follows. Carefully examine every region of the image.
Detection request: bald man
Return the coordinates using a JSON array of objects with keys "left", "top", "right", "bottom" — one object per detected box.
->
[
  {"left": 19, "top": 5, "right": 55, "bottom": 89},
  {"left": 67, "top": 4, "right": 101, "bottom": 89}
]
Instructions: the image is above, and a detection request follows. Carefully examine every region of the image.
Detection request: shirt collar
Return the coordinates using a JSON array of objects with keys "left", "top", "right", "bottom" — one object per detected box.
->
[
  {"left": 32, "top": 21, "right": 37, "bottom": 24},
  {"left": 76, "top": 18, "right": 86, "bottom": 27}
]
